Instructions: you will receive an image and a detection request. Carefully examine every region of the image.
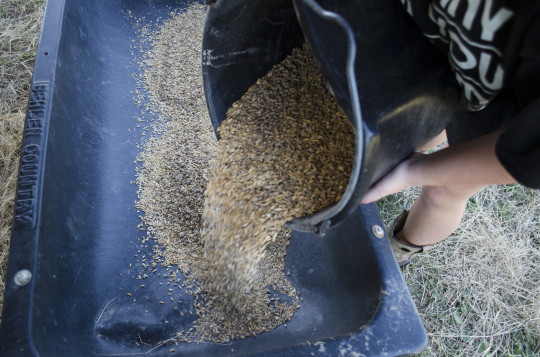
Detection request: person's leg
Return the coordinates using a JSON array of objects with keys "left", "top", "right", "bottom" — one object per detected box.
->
[
  {"left": 393, "top": 129, "right": 466, "bottom": 247},
  {"left": 396, "top": 183, "right": 485, "bottom": 246},
  {"left": 390, "top": 92, "right": 517, "bottom": 256}
]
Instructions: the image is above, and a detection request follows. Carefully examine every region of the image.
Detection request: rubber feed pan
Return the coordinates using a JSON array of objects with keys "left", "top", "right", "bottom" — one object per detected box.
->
[{"left": 0, "top": 0, "right": 426, "bottom": 356}]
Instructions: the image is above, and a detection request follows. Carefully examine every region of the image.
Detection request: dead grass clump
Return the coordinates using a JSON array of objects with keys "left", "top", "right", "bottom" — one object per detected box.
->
[
  {"left": 0, "top": 113, "right": 25, "bottom": 317},
  {"left": 0, "top": 0, "right": 45, "bottom": 114},
  {"left": 388, "top": 184, "right": 540, "bottom": 356}
]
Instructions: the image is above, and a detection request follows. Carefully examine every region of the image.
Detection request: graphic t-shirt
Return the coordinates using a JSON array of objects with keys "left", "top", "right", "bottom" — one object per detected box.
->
[
  {"left": 400, "top": 0, "right": 515, "bottom": 110},
  {"left": 401, "top": 0, "right": 540, "bottom": 188}
]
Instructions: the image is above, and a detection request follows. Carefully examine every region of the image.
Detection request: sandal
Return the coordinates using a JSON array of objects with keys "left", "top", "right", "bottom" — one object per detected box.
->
[{"left": 388, "top": 211, "right": 432, "bottom": 267}]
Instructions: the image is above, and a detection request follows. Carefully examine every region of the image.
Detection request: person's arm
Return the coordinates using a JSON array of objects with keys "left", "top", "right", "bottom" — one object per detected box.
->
[{"left": 361, "top": 130, "right": 517, "bottom": 204}]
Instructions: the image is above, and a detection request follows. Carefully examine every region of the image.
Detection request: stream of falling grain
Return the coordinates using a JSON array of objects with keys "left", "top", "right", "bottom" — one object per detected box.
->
[{"left": 202, "top": 44, "right": 356, "bottom": 313}]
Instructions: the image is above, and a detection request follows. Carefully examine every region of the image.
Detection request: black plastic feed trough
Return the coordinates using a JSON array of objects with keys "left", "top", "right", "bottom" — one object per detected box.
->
[{"left": 1, "top": 0, "right": 429, "bottom": 356}]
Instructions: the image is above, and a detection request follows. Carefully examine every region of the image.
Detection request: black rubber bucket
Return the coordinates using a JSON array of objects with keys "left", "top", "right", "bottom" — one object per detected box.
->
[
  {"left": 0, "top": 0, "right": 427, "bottom": 356},
  {"left": 202, "top": 0, "right": 461, "bottom": 233}
]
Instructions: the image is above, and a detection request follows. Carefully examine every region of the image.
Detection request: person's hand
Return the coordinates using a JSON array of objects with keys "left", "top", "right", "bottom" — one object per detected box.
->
[
  {"left": 360, "top": 131, "right": 516, "bottom": 205},
  {"left": 361, "top": 153, "right": 425, "bottom": 204}
]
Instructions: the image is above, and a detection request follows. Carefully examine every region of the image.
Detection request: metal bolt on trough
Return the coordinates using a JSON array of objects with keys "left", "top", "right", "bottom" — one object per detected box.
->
[
  {"left": 372, "top": 225, "right": 385, "bottom": 238},
  {"left": 14, "top": 270, "right": 32, "bottom": 287}
]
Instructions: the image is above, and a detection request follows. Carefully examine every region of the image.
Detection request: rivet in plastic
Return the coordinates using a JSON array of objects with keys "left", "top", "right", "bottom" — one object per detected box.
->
[
  {"left": 372, "top": 225, "right": 385, "bottom": 238},
  {"left": 14, "top": 269, "right": 32, "bottom": 286}
]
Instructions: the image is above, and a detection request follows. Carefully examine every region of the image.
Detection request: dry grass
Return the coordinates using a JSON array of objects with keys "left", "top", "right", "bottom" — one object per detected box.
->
[
  {"left": 0, "top": 0, "right": 45, "bottom": 322},
  {"left": 1, "top": 0, "right": 44, "bottom": 114},
  {"left": 0, "top": 1, "right": 539, "bottom": 355},
  {"left": 379, "top": 184, "right": 540, "bottom": 356},
  {"left": 0, "top": 113, "right": 24, "bottom": 315}
]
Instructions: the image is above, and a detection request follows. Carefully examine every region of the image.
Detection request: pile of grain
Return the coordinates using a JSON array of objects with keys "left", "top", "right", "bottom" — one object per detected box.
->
[
  {"left": 201, "top": 43, "right": 356, "bottom": 311},
  {"left": 132, "top": 3, "right": 299, "bottom": 343},
  {"left": 132, "top": 1, "right": 355, "bottom": 343},
  {"left": 133, "top": 5, "right": 215, "bottom": 278}
]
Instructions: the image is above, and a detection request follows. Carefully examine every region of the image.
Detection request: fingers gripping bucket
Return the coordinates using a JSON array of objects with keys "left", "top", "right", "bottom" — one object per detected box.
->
[{"left": 202, "top": 0, "right": 461, "bottom": 233}]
